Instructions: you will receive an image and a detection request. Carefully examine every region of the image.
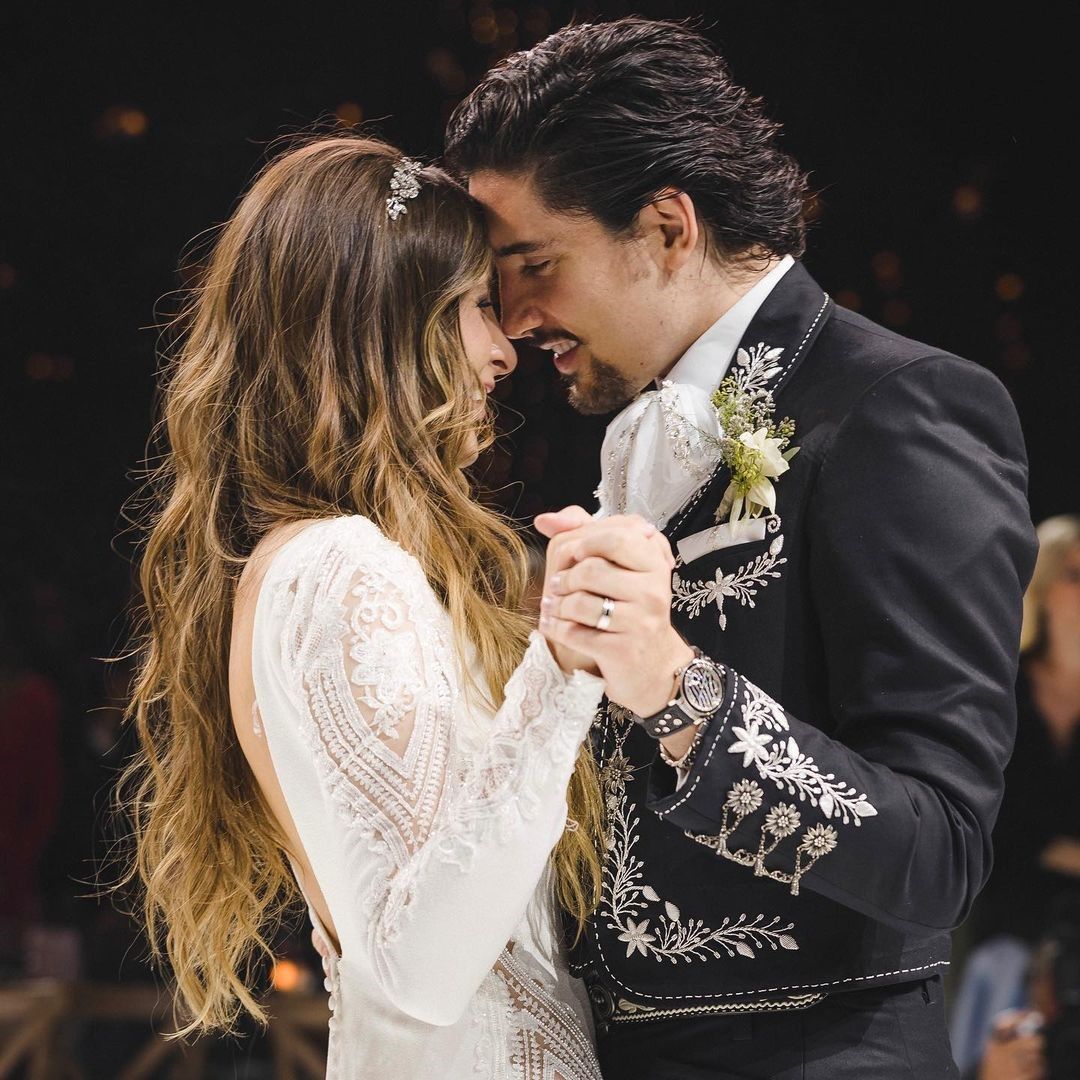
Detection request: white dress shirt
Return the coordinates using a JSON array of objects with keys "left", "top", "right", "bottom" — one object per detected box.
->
[{"left": 595, "top": 256, "right": 794, "bottom": 530}]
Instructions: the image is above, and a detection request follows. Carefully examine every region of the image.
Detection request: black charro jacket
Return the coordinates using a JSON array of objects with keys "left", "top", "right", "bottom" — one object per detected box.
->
[{"left": 568, "top": 261, "right": 1037, "bottom": 1024}]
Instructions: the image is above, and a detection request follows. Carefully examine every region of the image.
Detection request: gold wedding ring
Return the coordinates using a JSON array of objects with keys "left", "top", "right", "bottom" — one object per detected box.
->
[{"left": 596, "top": 596, "right": 615, "bottom": 632}]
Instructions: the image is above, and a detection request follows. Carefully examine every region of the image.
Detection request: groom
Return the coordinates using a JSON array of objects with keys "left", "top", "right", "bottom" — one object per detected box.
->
[{"left": 446, "top": 17, "right": 1038, "bottom": 1080}]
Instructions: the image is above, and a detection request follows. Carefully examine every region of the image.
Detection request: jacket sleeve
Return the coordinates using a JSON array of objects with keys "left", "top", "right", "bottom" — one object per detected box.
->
[{"left": 647, "top": 354, "right": 1037, "bottom": 935}]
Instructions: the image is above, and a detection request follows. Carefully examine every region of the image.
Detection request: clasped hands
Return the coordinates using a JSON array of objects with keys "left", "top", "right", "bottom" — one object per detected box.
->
[{"left": 534, "top": 506, "right": 695, "bottom": 726}]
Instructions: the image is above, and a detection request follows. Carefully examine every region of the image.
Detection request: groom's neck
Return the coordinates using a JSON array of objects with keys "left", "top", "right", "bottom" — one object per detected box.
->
[{"left": 655, "top": 252, "right": 783, "bottom": 380}]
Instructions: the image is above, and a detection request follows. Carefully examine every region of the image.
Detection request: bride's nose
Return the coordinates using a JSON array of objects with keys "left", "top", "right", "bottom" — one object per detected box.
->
[{"left": 490, "top": 335, "right": 517, "bottom": 378}]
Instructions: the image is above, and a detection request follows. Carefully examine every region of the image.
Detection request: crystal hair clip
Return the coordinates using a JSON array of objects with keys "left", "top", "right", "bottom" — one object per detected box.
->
[{"left": 386, "top": 157, "right": 423, "bottom": 220}]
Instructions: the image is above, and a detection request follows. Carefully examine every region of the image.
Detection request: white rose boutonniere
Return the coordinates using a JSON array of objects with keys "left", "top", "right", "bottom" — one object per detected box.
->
[{"left": 708, "top": 354, "right": 800, "bottom": 535}]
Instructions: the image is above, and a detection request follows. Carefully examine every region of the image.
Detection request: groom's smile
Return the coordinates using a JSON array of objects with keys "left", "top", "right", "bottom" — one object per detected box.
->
[{"left": 468, "top": 169, "right": 687, "bottom": 415}]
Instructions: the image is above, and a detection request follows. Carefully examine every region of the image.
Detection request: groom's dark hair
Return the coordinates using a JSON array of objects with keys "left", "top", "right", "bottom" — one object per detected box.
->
[{"left": 445, "top": 17, "right": 808, "bottom": 261}]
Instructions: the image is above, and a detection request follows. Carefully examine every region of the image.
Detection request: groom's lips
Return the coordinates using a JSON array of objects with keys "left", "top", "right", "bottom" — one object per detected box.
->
[{"left": 552, "top": 343, "right": 581, "bottom": 374}]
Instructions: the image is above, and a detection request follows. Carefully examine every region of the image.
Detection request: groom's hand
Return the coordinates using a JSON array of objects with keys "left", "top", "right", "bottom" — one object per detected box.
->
[{"left": 536, "top": 513, "right": 691, "bottom": 716}]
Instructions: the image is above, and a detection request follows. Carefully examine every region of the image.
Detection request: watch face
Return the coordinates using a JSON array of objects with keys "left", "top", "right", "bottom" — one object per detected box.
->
[{"left": 682, "top": 660, "right": 724, "bottom": 715}]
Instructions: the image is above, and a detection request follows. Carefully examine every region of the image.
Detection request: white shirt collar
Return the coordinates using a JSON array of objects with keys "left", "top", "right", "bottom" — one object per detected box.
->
[{"left": 660, "top": 255, "right": 795, "bottom": 393}]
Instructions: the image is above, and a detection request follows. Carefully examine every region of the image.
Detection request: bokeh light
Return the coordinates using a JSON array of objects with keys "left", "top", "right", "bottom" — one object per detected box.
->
[
  {"left": 427, "top": 48, "right": 468, "bottom": 95},
  {"left": 871, "top": 251, "right": 902, "bottom": 292},
  {"left": 336, "top": 102, "right": 364, "bottom": 127},
  {"left": 271, "top": 959, "right": 304, "bottom": 992},
  {"left": 95, "top": 105, "right": 149, "bottom": 138},
  {"left": 995, "top": 273, "right": 1025, "bottom": 302},
  {"left": 882, "top": 298, "right": 912, "bottom": 328},
  {"left": 952, "top": 184, "right": 983, "bottom": 219}
]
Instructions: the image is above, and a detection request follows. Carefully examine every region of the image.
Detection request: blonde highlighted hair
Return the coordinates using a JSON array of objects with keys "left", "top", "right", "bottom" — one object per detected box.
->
[
  {"left": 1020, "top": 513, "right": 1080, "bottom": 655},
  {"left": 117, "top": 135, "right": 603, "bottom": 1036}
]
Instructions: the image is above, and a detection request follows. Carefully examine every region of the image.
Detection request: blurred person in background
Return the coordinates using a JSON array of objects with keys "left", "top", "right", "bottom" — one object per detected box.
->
[
  {"left": 951, "top": 514, "right": 1080, "bottom": 1076},
  {"left": 968, "top": 895, "right": 1080, "bottom": 1080},
  {"left": 0, "top": 594, "right": 62, "bottom": 971}
]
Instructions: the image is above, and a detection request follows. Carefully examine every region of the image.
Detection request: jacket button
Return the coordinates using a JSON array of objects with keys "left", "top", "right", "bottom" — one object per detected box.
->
[{"left": 587, "top": 981, "right": 615, "bottom": 1022}]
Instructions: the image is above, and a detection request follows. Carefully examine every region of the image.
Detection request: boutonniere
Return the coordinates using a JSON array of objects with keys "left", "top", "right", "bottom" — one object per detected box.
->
[{"left": 708, "top": 346, "right": 799, "bottom": 533}]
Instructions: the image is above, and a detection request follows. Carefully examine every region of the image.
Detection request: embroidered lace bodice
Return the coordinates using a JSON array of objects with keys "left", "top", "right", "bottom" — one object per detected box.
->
[{"left": 249, "top": 516, "right": 604, "bottom": 1079}]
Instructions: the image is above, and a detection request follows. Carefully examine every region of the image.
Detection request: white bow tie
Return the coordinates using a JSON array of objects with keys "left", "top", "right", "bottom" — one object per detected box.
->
[{"left": 595, "top": 380, "right": 724, "bottom": 530}]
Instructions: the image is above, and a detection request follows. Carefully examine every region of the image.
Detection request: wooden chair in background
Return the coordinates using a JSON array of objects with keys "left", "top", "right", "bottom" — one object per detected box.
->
[{"left": 0, "top": 981, "right": 329, "bottom": 1079}]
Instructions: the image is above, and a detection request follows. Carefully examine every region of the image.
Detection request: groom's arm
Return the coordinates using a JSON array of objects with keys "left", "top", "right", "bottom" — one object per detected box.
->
[{"left": 647, "top": 353, "right": 1037, "bottom": 935}]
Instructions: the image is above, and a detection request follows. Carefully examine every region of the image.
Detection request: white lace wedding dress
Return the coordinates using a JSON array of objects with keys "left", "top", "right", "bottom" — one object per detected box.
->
[{"left": 249, "top": 516, "right": 605, "bottom": 1079}]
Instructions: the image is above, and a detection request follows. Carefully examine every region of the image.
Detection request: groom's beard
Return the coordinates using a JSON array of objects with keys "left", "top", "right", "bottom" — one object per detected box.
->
[{"left": 562, "top": 354, "right": 639, "bottom": 416}]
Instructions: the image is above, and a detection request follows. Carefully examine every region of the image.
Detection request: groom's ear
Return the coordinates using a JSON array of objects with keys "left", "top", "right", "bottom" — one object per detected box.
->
[{"left": 636, "top": 188, "right": 701, "bottom": 274}]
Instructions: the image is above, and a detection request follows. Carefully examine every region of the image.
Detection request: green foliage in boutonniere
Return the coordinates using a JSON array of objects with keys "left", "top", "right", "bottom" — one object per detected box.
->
[{"left": 709, "top": 371, "right": 800, "bottom": 531}]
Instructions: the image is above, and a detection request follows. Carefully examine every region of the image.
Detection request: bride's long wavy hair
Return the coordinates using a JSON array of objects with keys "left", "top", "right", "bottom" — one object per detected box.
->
[{"left": 117, "top": 135, "right": 604, "bottom": 1036}]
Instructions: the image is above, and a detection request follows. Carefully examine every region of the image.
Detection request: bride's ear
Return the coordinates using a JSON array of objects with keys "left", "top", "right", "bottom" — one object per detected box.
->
[{"left": 636, "top": 188, "right": 700, "bottom": 274}]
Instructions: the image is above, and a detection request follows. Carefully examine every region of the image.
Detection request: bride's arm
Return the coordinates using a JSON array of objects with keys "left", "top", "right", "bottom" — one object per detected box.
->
[{"left": 268, "top": 520, "right": 604, "bottom": 1026}]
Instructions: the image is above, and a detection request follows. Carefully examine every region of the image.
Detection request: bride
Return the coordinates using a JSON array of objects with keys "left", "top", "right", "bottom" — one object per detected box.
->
[{"left": 116, "top": 135, "right": 664, "bottom": 1078}]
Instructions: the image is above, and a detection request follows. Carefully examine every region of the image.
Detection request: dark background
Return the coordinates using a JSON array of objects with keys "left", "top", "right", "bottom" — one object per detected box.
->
[{"left": 1, "top": 0, "right": 1076, "bottom": 1001}]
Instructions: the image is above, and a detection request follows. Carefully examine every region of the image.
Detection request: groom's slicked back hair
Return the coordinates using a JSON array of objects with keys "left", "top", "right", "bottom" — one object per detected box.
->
[{"left": 445, "top": 17, "right": 808, "bottom": 260}]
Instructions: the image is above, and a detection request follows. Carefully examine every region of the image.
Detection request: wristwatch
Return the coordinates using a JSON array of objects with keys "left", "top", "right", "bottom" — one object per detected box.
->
[{"left": 631, "top": 647, "right": 726, "bottom": 739}]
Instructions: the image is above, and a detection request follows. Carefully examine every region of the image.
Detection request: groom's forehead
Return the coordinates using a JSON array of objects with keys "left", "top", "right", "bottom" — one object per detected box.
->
[{"left": 469, "top": 169, "right": 565, "bottom": 252}]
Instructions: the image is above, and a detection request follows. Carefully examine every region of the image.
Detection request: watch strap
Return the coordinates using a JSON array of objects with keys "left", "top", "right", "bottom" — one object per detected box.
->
[{"left": 631, "top": 648, "right": 725, "bottom": 740}]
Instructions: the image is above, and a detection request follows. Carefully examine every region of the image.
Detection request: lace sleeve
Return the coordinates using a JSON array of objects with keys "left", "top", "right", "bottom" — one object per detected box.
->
[{"left": 268, "top": 518, "right": 604, "bottom": 1025}]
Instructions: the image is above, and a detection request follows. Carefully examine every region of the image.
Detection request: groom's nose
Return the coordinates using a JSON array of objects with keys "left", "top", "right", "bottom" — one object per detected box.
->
[{"left": 497, "top": 276, "right": 544, "bottom": 341}]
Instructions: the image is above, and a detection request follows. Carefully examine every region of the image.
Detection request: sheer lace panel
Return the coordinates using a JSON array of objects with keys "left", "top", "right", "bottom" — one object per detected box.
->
[
  {"left": 492, "top": 952, "right": 603, "bottom": 1080},
  {"left": 270, "top": 519, "right": 602, "bottom": 947},
  {"left": 271, "top": 523, "right": 458, "bottom": 938}
]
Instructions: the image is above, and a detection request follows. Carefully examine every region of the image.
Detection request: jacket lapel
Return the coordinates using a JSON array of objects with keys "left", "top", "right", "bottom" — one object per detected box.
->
[{"left": 664, "top": 263, "right": 833, "bottom": 545}]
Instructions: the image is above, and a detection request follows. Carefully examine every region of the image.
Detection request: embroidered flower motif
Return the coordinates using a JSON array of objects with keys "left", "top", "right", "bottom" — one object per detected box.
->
[
  {"left": 728, "top": 719, "right": 773, "bottom": 767},
  {"left": 599, "top": 752, "right": 634, "bottom": 800},
  {"left": 798, "top": 823, "right": 838, "bottom": 858},
  {"left": 764, "top": 803, "right": 801, "bottom": 839},
  {"left": 617, "top": 917, "right": 657, "bottom": 959},
  {"left": 599, "top": 745, "right": 800, "bottom": 960},
  {"left": 671, "top": 535, "right": 787, "bottom": 628},
  {"left": 725, "top": 779, "right": 764, "bottom": 817}
]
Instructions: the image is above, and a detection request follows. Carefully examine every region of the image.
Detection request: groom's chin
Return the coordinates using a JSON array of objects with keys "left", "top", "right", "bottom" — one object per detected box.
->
[
  {"left": 563, "top": 366, "right": 639, "bottom": 417},
  {"left": 566, "top": 384, "right": 618, "bottom": 416}
]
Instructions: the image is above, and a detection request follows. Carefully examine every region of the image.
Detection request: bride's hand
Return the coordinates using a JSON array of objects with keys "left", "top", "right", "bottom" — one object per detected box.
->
[
  {"left": 535, "top": 513, "right": 689, "bottom": 714},
  {"left": 534, "top": 507, "right": 600, "bottom": 675}
]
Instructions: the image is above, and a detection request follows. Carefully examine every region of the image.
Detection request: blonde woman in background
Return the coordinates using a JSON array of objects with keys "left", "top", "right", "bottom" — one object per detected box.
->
[
  {"left": 951, "top": 514, "right": 1080, "bottom": 1077},
  {"left": 118, "top": 135, "right": 675, "bottom": 1079},
  {"left": 990, "top": 515, "right": 1080, "bottom": 926}
]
